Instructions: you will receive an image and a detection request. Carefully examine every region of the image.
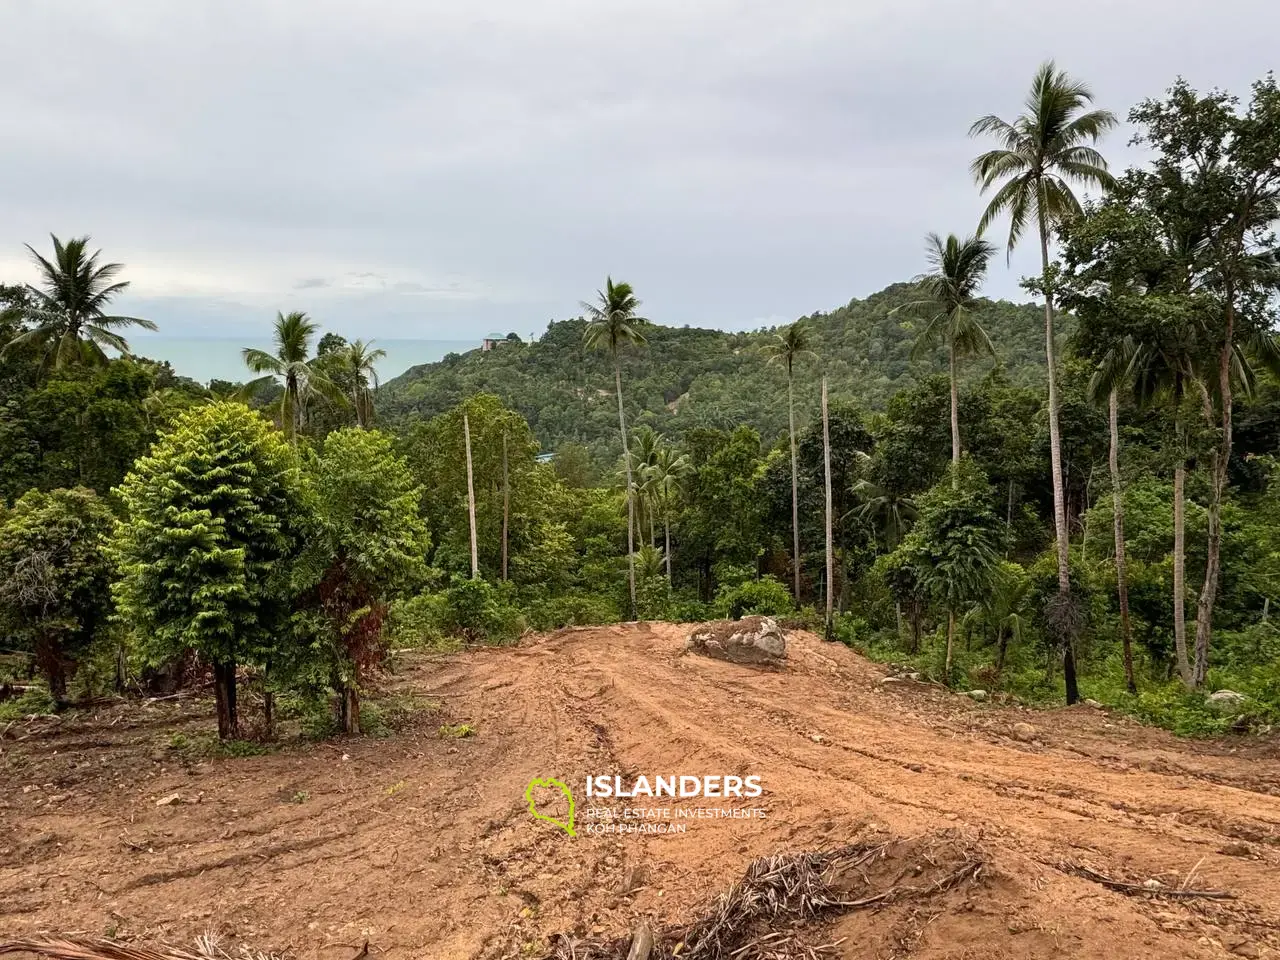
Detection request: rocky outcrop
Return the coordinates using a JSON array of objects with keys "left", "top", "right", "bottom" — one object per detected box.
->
[{"left": 685, "top": 616, "right": 786, "bottom": 665}]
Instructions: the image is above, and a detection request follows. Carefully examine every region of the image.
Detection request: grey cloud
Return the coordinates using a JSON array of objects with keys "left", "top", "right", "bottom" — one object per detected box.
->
[
  {"left": 1, "top": 0, "right": 1277, "bottom": 339},
  {"left": 294, "top": 278, "right": 331, "bottom": 289}
]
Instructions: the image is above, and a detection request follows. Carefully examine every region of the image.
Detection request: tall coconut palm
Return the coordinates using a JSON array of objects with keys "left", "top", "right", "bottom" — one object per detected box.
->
[
  {"left": 762, "top": 320, "right": 816, "bottom": 601},
  {"left": 2, "top": 234, "right": 156, "bottom": 369},
  {"left": 582, "top": 277, "right": 650, "bottom": 619},
  {"left": 895, "top": 233, "right": 997, "bottom": 474},
  {"left": 971, "top": 61, "right": 1116, "bottom": 705},
  {"left": 336, "top": 339, "right": 386, "bottom": 428},
  {"left": 241, "top": 311, "right": 344, "bottom": 441},
  {"left": 971, "top": 63, "right": 1116, "bottom": 603}
]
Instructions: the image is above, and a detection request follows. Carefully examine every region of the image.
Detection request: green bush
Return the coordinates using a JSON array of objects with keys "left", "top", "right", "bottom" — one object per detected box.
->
[
  {"left": 441, "top": 577, "right": 525, "bottom": 644},
  {"left": 386, "top": 593, "right": 452, "bottom": 649},
  {"left": 716, "top": 575, "right": 795, "bottom": 620},
  {"left": 524, "top": 592, "right": 619, "bottom": 630}
]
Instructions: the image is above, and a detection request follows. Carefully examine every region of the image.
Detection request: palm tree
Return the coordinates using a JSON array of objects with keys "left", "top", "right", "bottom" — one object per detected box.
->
[
  {"left": 334, "top": 339, "right": 386, "bottom": 428},
  {"left": 971, "top": 61, "right": 1116, "bottom": 706},
  {"left": 241, "top": 311, "right": 344, "bottom": 440},
  {"left": 762, "top": 320, "right": 816, "bottom": 601},
  {"left": 582, "top": 277, "right": 650, "bottom": 619},
  {"left": 646, "top": 446, "right": 694, "bottom": 583},
  {"left": 965, "top": 561, "right": 1032, "bottom": 676},
  {"left": 629, "top": 425, "right": 664, "bottom": 544},
  {"left": 1088, "top": 342, "right": 1139, "bottom": 694},
  {"left": 971, "top": 62, "right": 1116, "bottom": 604},
  {"left": 2, "top": 235, "right": 156, "bottom": 369},
  {"left": 895, "top": 233, "right": 997, "bottom": 473},
  {"left": 1122, "top": 317, "right": 1208, "bottom": 688}
]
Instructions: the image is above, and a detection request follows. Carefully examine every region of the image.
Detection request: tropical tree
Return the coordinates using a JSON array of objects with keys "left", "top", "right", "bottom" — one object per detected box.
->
[
  {"left": 298, "top": 428, "right": 430, "bottom": 733},
  {"left": 1130, "top": 76, "right": 1280, "bottom": 686},
  {"left": 1, "top": 235, "right": 156, "bottom": 370},
  {"left": 333, "top": 339, "right": 386, "bottom": 428},
  {"left": 964, "top": 560, "right": 1032, "bottom": 675},
  {"left": 241, "top": 311, "right": 344, "bottom": 440},
  {"left": 971, "top": 60, "right": 1117, "bottom": 703},
  {"left": 762, "top": 320, "right": 815, "bottom": 600},
  {"left": 582, "top": 277, "right": 650, "bottom": 619},
  {"left": 111, "top": 403, "right": 308, "bottom": 739},
  {"left": 0, "top": 487, "right": 115, "bottom": 702},
  {"left": 895, "top": 233, "right": 998, "bottom": 472},
  {"left": 645, "top": 446, "right": 694, "bottom": 582},
  {"left": 898, "top": 459, "right": 1005, "bottom": 680}
]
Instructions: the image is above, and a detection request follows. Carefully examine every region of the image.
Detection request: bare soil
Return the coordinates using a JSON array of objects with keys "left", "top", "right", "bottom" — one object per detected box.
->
[{"left": 2, "top": 623, "right": 1279, "bottom": 959}]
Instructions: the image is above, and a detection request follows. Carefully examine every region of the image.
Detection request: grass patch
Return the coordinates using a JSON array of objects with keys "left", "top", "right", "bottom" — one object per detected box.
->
[
  {"left": 438, "top": 722, "right": 475, "bottom": 739},
  {"left": 0, "top": 686, "right": 57, "bottom": 722}
]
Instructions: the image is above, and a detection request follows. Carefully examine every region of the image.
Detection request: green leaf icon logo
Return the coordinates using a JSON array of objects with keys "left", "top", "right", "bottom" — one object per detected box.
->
[{"left": 525, "top": 777, "right": 576, "bottom": 837}]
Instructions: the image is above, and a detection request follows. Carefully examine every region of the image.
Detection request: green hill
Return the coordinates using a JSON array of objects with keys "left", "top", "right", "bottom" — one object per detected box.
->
[{"left": 380, "top": 282, "right": 1058, "bottom": 460}]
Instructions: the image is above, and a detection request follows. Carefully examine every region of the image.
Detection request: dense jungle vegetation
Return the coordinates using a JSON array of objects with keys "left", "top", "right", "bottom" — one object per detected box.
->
[{"left": 2, "top": 66, "right": 1279, "bottom": 741}]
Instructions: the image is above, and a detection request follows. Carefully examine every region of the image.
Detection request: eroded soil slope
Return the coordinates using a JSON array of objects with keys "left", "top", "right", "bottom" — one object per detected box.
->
[{"left": 2, "top": 624, "right": 1279, "bottom": 959}]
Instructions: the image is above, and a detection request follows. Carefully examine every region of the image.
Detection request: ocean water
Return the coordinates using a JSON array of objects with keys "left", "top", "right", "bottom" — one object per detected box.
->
[{"left": 125, "top": 337, "right": 475, "bottom": 385}]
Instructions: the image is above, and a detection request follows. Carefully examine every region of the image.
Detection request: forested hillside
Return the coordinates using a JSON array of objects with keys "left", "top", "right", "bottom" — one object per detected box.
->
[{"left": 380, "top": 283, "right": 1058, "bottom": 460}]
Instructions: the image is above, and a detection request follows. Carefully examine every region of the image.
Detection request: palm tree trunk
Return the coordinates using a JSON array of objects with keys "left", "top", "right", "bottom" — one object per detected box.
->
[
  {"left": 464, "top": 412, "right": 479, "bottom": 580},
  {"left": 1039, "top": 215, "right": 1071, "bottom": 594},
  {"left": 788, "top": 369, "right": 802, "bottom": 601},
  {"left": 948, "top": 341, "right": 961, "bottom": 478},
  {"left": 616, "top": 360, "right": 637, "bottom": 619},
  {"left": 1039, "top": 211, "right": 1077, "bottom": 705},
  {"left": 822, "top": 377, "right": 834, "bottom": 639},
  {"left": 501, "top": 430, "right": 509, "bottom": 581},
  {"left": 1109, "top": 390, "right": 1137, "bottom": 695},
  {"left": 664, "top": 517, "right": 673, "bottom": 584},
  {"left": 1194, "top": 298, "right": 1235, "bottom": 687},
  {"left": 945, "top": 610, "right": 955, "bottom": 682},
  {"left": 1173, "top": 443, "right": 1192, "bottom": 688}
]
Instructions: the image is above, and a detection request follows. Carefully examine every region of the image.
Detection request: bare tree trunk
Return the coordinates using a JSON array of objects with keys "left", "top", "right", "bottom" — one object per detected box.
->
[
  {"left": 501, "top": 430, "right": 509, "bottom": 581},
  {"left": 34, "top": 633, "right": 67, "bottom": 704},
  {"left": 822, "top": 377, "right": 834, "bottom": 639},
  {"left": 464, "top": 412, "right": 479, "bottom": 579},
  {"left": 1194, "top": 299, "right": 1234, "bottom": 688},
  {"left": 338, "top": 683, "right": 360, "bottom": 735},
  {"left": 1108, "top": 390, "right": 1137, "bottom": 694},
  {"left": 213, "top": 661, "right": 238, "bottom": 741},
  {"left": 616, "top": 361, "right": 637, "bottom": 619},
  {"left": 949, "top": 341, "right": 961, "bottom": 475},
  {"left": 1039, "top": 212, "right": 1077, "bottom": 706},
  {"left": 788, "top": 369, "right": 802, "bottom": 601}
]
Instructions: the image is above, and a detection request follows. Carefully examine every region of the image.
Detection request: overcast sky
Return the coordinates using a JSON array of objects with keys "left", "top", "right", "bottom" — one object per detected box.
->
[{"left": 1, "top": 1, "right": 1277, "bottom": 340}]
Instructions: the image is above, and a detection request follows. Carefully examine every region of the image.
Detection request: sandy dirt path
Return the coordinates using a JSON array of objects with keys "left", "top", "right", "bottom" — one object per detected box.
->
[{"left": 2, "top": 623, "right": 1278, "bottom": 959}]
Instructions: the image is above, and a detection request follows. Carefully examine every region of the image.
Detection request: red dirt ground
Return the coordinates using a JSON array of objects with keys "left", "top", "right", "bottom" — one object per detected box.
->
[{"left": 2, "top": 623, "right": 1279, "bottom": 959}]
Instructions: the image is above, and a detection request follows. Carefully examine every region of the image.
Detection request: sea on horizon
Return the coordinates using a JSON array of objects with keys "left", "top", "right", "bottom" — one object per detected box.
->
[{"left": 123, "top": 336, "right": 477, "bottom": 385}]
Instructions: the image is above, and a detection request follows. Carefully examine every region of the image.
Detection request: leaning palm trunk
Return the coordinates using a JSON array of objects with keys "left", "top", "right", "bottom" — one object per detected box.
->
[
  {"left": 1108, "top": 390, "right": 1137, "bottom": 694},
  {"left": 788, "top": 370, "right": 802, "bottom": 600},
  {"left": 822, "top": 377, "right": 834, "bottom": 638},
  {"left": 1039, "top": 215, "right": 1079, "bottom": 705},
  {"left": 616, "top": 362, "right": 637, "bottom": 619},
  {"left": 1194, "top": 308, "right": 1236, "bottom": 687}
]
